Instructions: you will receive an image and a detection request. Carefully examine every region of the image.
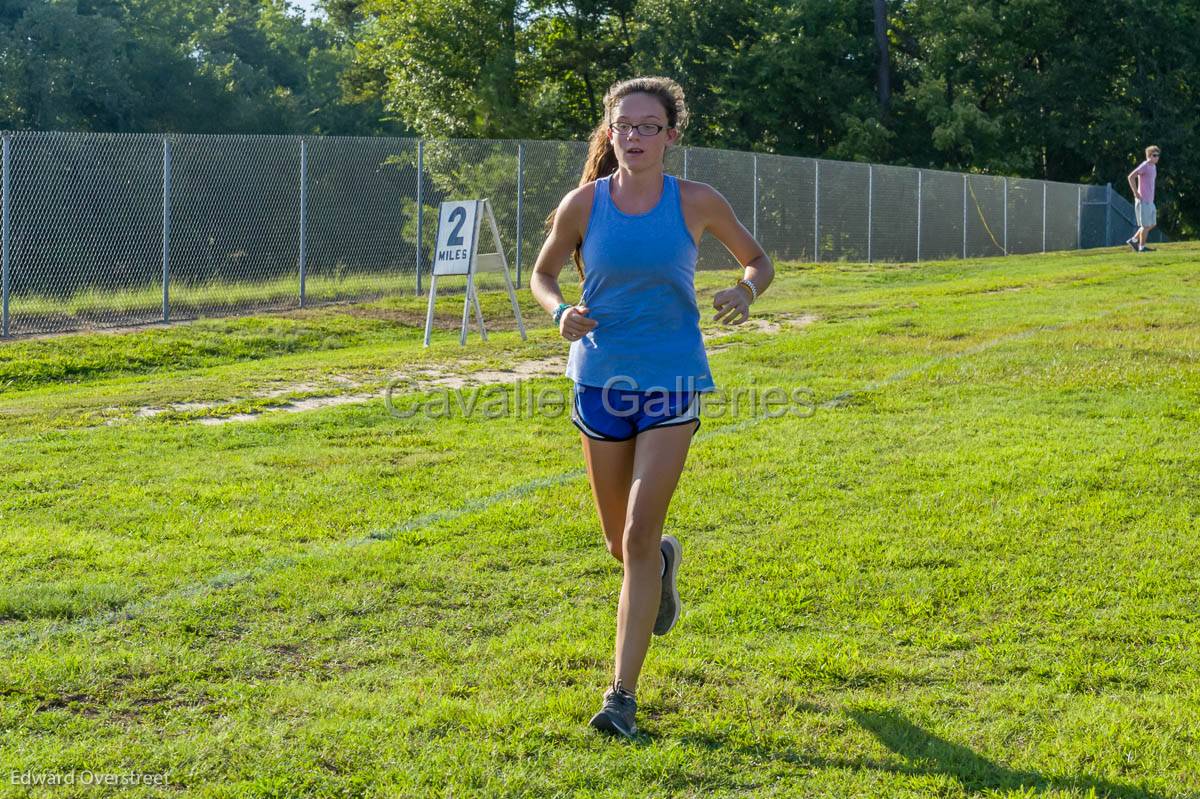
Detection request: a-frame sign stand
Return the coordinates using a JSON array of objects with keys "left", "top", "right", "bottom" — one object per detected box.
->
[{"left": 424, "top": 198, "right": 527, "bottom": 347}]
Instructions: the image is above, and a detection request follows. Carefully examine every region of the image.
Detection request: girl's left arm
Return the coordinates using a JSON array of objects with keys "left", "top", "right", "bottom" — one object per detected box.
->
[{"left": 693, "top": 183, "right": 775, "bottom": 324}]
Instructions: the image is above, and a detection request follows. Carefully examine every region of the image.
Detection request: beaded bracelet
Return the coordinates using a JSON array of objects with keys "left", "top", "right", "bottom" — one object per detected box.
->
[{"left": 736, "top": 278, "right": 758, "bottom": 302}]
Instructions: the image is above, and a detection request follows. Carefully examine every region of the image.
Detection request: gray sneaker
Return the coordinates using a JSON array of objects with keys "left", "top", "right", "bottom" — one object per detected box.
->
[
  {"left": 654, "top": 535, "right": 682, "bottom": 636},
  {"left": 588, "top": 680, "right": 638, "bottom": 738}
]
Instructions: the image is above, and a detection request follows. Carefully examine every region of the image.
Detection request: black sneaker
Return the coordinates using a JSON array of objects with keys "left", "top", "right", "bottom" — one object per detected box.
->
[
  {"left": 589, "top": 680, "right": 638, "bottom": 738},
  {"left": 1141, "top": 246, "right": 1156, "bottom": 252},
  {"left": 653, "top": 535, "right": 682, "bottom": 636},
  {"left": 1127, "top": 238, "right": 1139, "bottom": 252}
]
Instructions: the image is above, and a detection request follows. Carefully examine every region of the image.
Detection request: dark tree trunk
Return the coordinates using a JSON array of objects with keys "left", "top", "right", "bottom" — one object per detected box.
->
[{"left": 873, "top": 0, "right": 891, "bottom": 112}]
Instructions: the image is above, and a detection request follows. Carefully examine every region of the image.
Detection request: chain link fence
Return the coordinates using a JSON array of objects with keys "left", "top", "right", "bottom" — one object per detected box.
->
[{"left": 0, "top": 131, "right": 1163, "bottom": 337}]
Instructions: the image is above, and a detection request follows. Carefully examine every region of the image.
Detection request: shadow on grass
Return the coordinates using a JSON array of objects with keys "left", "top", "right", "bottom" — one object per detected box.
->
[
  {"left": 848, "top": 708, "right": 1171, "bottom": 798},
  {"left": 661, "top": 709, "right": 1172, "bottom": 798}
]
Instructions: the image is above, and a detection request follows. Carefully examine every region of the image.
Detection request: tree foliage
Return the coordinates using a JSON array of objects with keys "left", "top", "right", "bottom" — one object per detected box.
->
[
  {"left": 0, "top": 0, "right": 400, "bottom": 135},
  {"left": 351, "top": 0, "right": 1200, "bottom": 234},
  {"left": 2, "top": 0, "right": 1197, "bottom": 233}
]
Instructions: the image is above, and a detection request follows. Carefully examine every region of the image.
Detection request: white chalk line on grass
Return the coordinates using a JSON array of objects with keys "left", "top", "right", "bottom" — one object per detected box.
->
[
  {"left": 0, "top": 302, "right": 1152, "bottom": 652},
  {"left": 0, "top": 470, "right": 591, "bottom": 652},
  {"left": 820, "top": 327, "right": 1046, "bottom": 409},
  {"left": 821, "top": 293, "right": 1167, "bottom": 410}
]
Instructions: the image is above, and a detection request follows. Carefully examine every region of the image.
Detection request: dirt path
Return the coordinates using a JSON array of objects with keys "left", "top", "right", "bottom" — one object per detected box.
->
[{"left": 119, "top": 312, "right": 817, "bottom": 425}]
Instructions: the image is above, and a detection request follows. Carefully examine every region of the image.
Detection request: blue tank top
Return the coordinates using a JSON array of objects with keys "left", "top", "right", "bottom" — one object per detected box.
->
[{"left": 565, "top": 173, "right": 716, "bottom": 394}]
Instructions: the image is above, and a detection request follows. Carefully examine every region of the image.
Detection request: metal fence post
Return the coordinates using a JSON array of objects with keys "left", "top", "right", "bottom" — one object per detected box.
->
[
  {"left": 916, "top": 170, "right": 922, "bottom": 263},
  {"left": 751, "top": 153, "right": 758, "bottom": 240},
  {"left": 162, "top": 137, "right": 172, "bottom": 324},
  {"left": 515, "top": 142, "right": 524, "bottom": 287},
  {"left": 1002, "top": 177, "right": 1008, "bottom": 255},
  {"left": 298, "top": 137, "right": 308, "bottom": 308},
  {"left": 866, "top": 164, "right": 873, "bottom": 263},
  {"left": 2, "top": 134, "right": 10, "bottom": 338},
  {"left": 415, "top": 139, "right": 424, "bottom": 295},
  {"left": 1042, "top": 182, "right": 1047, "bottom": 253},
  {"left": 1104, "top": 183, "right": 1113, "bottom": 246},
  {"left": 962, "top": 174, "right": 968, "bottom": 259},
  {"left": 0, "top": 133, "right": 1114, "bottom": 337},
  {"left": 1076, "top": 185, "right": 1082, "bottom": 249},
  {"left": 813, "top": 160, "right": 819, "bottom": 262}
]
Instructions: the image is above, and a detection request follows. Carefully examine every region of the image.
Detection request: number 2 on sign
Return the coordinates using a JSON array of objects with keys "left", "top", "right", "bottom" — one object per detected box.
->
[{"left": 447, "top": 207, "right": 467, "bottom": 246}]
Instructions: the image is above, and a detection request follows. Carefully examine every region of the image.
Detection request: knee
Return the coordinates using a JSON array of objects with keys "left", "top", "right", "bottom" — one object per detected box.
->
[{"left": 622, "top": 520, "right": 662, "bottom": 560}]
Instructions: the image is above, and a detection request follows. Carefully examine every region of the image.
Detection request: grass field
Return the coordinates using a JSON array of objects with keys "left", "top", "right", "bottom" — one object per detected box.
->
[{"left": 1, "top": 243, "right": 1198, "bottom": 798}]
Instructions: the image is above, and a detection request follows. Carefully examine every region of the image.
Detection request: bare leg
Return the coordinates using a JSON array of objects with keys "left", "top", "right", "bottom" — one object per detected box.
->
[
  {"left": 613, "top": 422, "right": 697, "bottom": 694},
  {"left": 579, "top": 432, "right": 636, "bottom": 562}
]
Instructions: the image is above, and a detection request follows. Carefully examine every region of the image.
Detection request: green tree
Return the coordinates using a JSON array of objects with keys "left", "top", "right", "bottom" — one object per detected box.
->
[
  {"left": 0, "top": 0, "right": 396, "bottom": 136},
  {"left": 633, "top": 0, "right": 884, "bottom": 158},
  {"left": 353, "top": 0, "right": 521, "bottom": 138},
  {"left": 0, "top": 0, "right": 140, "bottom": 130},
  {"left": 890, "top": 0, "right": 1200, "bottom": 233},
  {"left": 350, "top": 0, "right": 639, "bottom": 139},
  {"left": 520, "top": 0, "right": 638, "bottom": 137}
]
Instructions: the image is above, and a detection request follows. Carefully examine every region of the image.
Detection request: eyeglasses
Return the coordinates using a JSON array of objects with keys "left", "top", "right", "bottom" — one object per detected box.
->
[
  {"left": 1150, "top": 153, "right": 1161, "bottom": 158},
  {"left": 609, "top": 122, "right": 667, "bottom": 136}
]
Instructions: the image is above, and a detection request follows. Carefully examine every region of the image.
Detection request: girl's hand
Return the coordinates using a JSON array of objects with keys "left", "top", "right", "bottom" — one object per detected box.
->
[
  {"left": 561, "top": 305, "right": 598, "bottom": 341},
  {"left": 712, "top": 287, "right": 750, "bottom": 325}
]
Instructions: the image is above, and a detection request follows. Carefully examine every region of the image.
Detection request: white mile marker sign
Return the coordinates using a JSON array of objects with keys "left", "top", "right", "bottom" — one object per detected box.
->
[{"left": 424, "top": 198, "right": 526, "bottom": 347}]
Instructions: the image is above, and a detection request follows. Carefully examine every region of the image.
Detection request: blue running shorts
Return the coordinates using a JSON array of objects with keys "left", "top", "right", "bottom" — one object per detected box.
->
[{"left": 571, "top": 382, "right": 701, "bottom": 442}]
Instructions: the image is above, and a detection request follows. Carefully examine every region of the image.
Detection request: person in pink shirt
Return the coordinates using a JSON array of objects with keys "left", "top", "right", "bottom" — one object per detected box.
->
[{"left": 1126, "top": 145, "right": 1161, "bottom": 252}]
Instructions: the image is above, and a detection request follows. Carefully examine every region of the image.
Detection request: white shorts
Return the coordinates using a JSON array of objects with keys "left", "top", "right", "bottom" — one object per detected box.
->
[{"left": 1135, "top": 200, "right": 1157, "bottom": 227}]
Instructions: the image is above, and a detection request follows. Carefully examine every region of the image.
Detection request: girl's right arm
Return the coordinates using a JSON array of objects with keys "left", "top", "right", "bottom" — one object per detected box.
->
[{"left": 529, "top": 187, "right": 598, "bottom": 339}]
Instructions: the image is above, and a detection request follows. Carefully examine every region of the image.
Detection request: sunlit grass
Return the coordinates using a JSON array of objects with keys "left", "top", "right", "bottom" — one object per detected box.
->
[{"left": 0, "top": 244, "right": 1196, "bottom": 797}]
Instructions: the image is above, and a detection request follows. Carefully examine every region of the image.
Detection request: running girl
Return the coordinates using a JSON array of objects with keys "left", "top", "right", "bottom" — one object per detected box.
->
[{"left": 529, "top": 76, "right": 775, "bottom": 738}]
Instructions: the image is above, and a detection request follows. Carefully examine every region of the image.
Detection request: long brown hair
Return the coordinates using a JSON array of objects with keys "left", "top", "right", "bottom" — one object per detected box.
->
[{"left": 546, "top": 76, "right": 690, "bottom": 282}]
